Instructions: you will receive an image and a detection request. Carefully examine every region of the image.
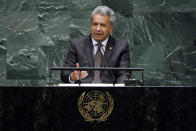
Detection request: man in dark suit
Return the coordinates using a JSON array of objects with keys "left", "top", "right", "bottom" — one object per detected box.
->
[{"left": 61, "top": 6, "right": 131, "bottom": 83}]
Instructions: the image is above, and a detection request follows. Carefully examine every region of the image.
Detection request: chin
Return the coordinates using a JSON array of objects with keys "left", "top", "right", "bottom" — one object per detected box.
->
[{"left": 94, "top": 37, "right": 103, "bottom": 42}]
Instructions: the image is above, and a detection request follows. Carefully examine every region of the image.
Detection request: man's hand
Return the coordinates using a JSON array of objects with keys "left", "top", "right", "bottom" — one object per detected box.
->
[{"left": 70, "top": 63, "right": 88, "bottom": 81}]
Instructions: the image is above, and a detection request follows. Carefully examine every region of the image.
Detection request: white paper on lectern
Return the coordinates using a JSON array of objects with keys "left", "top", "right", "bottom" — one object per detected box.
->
[{"left": 58, "top": 83, "right": 125, "bottom": 87}]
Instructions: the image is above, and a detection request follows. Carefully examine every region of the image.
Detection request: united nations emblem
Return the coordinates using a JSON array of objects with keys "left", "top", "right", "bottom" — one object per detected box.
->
[{"left": 78, "top": 91, "right": 114, "bottom": 122}]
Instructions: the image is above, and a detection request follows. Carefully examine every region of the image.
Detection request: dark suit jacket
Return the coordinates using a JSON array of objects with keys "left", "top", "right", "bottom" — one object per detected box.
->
[{"left": 61, "top": 35, "right": 131, "bottom": 83}]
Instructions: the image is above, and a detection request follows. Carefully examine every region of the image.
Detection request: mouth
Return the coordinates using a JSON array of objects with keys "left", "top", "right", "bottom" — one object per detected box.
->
[{"left": 94, "top": 33, "right": 102, "bottom": 37}]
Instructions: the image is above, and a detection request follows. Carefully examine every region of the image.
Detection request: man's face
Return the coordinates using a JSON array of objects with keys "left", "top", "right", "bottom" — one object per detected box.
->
[{"left": 91, "top": 14, "right": 113, "bottom": 42}]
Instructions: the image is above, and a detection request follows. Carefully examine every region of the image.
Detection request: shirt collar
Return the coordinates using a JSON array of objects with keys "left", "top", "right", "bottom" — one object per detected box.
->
[{"left": 91, "top": 36, "right": 109, "bottom": 47}]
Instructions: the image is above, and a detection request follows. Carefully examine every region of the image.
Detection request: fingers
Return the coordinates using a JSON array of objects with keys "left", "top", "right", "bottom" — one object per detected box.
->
[
  {"left": 71, "top": 71, "right": 88, "bottom": 81},
  {"left": 79, "top": 71, "right": 88, "bottom": 79},
  {"left": 73, "top": 63, "right": 80, "bottom": 74},
  {"left": 71, "top": 63, "right": 88, "bottom": 81},
  {"left": 70, "top": 72, "right": 79, "bottom": 81},
  {"left": 76, "top": 63, "right": 80, "bottom": 68},
  {"left": 70, "top": 63, "right": 80, "bottom": 81}
]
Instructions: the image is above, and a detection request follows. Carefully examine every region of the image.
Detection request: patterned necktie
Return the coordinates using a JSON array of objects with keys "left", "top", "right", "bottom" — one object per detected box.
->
[{"left": 94, "top": 42, "right": 103, "bottom": 83}]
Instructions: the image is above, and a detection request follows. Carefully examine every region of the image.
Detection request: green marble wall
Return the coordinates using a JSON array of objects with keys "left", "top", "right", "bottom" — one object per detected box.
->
[{"left": 0, "top": 0, "right": 196, "bottom": 86}]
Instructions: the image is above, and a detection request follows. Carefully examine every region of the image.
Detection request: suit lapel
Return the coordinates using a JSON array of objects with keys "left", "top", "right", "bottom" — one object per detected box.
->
[
  {"left": 101, "top": 35, "right": 115, "bottom": 67},
  {"left": 84, "top": 35, "right": 94, "bottom": 67}
]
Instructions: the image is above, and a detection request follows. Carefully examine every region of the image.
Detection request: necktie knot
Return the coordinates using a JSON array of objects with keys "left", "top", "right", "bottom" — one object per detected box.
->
[{"left": 96, "top": 42, "right": 103, "bottom": 49}]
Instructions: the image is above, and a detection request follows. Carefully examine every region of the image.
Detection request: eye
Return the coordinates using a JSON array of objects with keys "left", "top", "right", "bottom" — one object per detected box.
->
[
  {"left": 100, "top": 24, "right": 106, "bottom": 27},
  {"left": 92, "top": 22, "right": 98, "bottom": 26}
]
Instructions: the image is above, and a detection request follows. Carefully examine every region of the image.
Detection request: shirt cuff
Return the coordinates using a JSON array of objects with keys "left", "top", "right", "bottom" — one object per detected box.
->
[{"left": 69, "top": 73, "right": 75, "bottom": 84}]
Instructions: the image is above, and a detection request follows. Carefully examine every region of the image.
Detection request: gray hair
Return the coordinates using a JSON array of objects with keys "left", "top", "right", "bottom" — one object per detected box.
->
[{"left": 91, "top": 6, "right": 116, "bottom": 25}]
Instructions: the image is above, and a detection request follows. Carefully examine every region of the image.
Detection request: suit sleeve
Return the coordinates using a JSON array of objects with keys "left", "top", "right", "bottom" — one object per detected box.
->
[
  {"left": 116, "top": 41, "right": 131, "bottom": 83},
  {"left": 60, "top": 39, "right": 78, "bottom": 83}
]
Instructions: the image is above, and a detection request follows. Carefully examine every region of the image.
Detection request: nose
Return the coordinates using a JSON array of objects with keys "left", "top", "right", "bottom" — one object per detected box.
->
[{"left": 96, "top": 24, "right": 101, "bottom": 31}]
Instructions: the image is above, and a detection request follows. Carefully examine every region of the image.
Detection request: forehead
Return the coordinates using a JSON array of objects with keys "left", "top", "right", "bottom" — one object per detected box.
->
[{"left": 91, "top": 14, "right": 110, "bottom": 23}]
